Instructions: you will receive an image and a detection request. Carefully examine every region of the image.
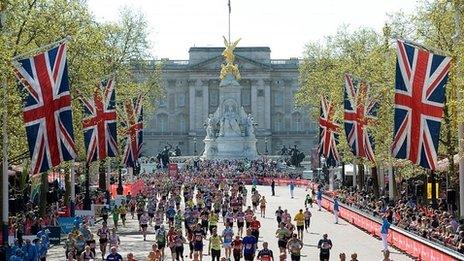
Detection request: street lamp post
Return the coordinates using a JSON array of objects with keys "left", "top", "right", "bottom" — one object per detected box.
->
[
  {"left": 193, "top": 137, "right": 197, "bottom": 156},
  {"left": 116, "top": 166, "right": 123, "bottom": 195},
  {"left": 83, "top": 163, "right": 91, "bottom": 210},
  {"left": 264, "top": 137, "right": 269, "bottom": 155}
]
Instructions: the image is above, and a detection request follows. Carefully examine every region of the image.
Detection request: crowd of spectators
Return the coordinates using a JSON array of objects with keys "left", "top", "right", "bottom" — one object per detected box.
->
[{"left": 329, "top": 188, "right": 464, "bottom": 254}]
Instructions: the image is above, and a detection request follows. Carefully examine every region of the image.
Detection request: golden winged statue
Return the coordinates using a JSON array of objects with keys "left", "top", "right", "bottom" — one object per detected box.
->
[{"left": 220, "top": 36, "right": 242, "bottom": 80}]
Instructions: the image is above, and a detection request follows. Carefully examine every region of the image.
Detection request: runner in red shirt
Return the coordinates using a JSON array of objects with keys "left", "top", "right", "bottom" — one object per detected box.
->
[
  {"left": 231, "top": 235, "right": 243, "bottom": 261},
  {"left": 250, "top": 216, "right": 261, "bottom": 240},
  {"left": 167, "top": 226, "right": 177, "bottom": 260}
]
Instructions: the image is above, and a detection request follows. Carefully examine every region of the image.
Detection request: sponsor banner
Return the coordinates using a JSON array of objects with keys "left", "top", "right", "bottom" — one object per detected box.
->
[
  {"left": 8, "top": 235, "right": 37, "bottom": 245},
  {"left": 58, "top": 217, "right": 82, "bottom": 234},
  {"left": 46, "top": 226, "right": 61, "bottom": 245},
  {"left": 168, "top": 163, "right": 178, "bottom": 175},
  {"left": 238, "top": 177, "right": 310, "bottom": 186},
  {"left": 310, "top": 181, "right": 463, "bottom": 261},
  {"left": 75, "top": 208, "right": 95, "bottom": 225}
]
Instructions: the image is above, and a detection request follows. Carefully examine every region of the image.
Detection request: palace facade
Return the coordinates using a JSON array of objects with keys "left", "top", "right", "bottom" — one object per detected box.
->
[{"left": 138, "top": 47, "right": 318, "bottom": 156}]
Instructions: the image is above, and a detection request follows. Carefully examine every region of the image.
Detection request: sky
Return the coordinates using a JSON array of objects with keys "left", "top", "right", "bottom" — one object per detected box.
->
[{"left": 87, "top": 0, "right": 419, "bottom": 60}]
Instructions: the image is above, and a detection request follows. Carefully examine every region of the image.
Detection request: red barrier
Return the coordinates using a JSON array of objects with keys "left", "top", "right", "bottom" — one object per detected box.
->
[
  {"left": 131, "top": 179, "right": 145, "bottom": 195},
  {"left": 311, "top": 182, "right": 463, "bottom": 260},
  {"left": 109, "top": 180, "right": 145, "bottom": 197},
  {"left": 239, "top": 177, "right": 310, "bottom": 186}
]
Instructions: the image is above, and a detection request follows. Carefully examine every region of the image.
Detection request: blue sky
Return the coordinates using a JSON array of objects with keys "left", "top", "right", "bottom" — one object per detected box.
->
[{"left": 87, "top": 0, "right": 418, "bottom": 60}]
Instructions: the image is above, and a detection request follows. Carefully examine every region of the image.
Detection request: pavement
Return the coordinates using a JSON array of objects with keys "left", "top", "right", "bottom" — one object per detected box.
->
[{"left": 46, "top": 185, "right": 413, "bottom": 260}]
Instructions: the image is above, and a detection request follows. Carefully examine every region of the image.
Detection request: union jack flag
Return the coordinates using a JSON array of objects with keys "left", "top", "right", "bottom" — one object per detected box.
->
[
  {"left": 13, "top": 41, "right": 76, "bottom": 174},
  {"left": 319, "top": 96, "right": 340, "bottom": 167},
  {"left": 344, "top": 74, "right": 378, "bottom": 162},
  {"left": 80, "top": 78, "right": 118, "bottom": 163},
  {"left": 392, "top": 40, "right": 451, "bottom": 170},
  {"left": 122, "top": 94, "right": 143, "bottom": 167}
]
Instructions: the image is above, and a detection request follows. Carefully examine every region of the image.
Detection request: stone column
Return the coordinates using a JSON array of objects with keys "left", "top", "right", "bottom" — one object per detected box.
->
[
  {"left": 202, "top": 81, "right": 209, "bottom": 120},
  {"left": 264, "top": 81, "right": 271, "bottom": 130},
  {"left": 251, "top": 82, "right": 258, "bottom": 120},
  {"left": 189, "top": 83, "right": 195, "bottom": 132}
]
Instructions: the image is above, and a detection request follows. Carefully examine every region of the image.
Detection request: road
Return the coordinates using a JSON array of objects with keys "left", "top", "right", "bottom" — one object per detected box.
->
[{"left": 47, "top": 184, "right": 413, "bottom": 260}]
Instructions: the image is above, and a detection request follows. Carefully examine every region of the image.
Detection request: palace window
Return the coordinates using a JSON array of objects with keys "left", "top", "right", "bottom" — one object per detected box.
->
[
  {"left": 292, "top": 112, "right": 302, "bottom": 131},
  {"left": 178, "top": 116, "right": 187, "bottom": 132},
  {"left": 274, "top": 113, "right": 283, "bottom": 131},
  {"left": 177, "top": 93, "right": 185, "bottom": 107},
  {"left": 241, "top": 89, "right": 251, "bottom": 106},
  {"left": 158, "top": 99, "right": 167, "bottom": 108},
  {"left": 274, "top": 91, "right": 283, "bottom": 106},
  {"left": 210, "top": 89, "right": 219, "bottom": 107},
  {"left": 168, "top": 94, "right": 175, "bottom": 110},
  {"left": 158, "top": 114, "right": 168, "bottom": 132}
]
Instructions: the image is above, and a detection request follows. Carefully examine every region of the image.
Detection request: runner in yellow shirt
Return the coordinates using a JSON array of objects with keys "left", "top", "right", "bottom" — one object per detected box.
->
[
  {"left": 294, "top": 209, "right": 305, "bottom": 240},
  {"left": 208, "top": 229, "right": 223, "bottom": 261},
  {"left": 208, "top": 212, "right": 219, "bottom": 235}
]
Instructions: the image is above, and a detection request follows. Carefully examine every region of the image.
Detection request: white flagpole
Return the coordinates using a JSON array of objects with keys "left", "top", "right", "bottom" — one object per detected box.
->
[
  {"left": 452, "top": 1, "right": 464, "bottom": 218},
  {"left": 388, "top": 166, "right": 394, "bottom": 201},
  {"left": 329, "top": 167, "right": 334, "bottom": 191},
  {"left": 228, "top": 0, "right": 231, "bottom": 42},
  {"left": 70, "top": 161, "right": 75, "bottom": 216}
]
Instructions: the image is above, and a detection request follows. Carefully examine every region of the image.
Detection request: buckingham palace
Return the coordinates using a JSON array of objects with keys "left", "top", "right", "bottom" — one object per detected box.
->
[{"left": 140, "top": 46, "right": 318, "bottom": 156}]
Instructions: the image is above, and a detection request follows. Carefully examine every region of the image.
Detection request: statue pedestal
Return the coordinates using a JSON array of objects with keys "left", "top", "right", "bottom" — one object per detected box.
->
[
  {"left": 220, "top": 136, "right": 258, "bottom": 159},
  {"left": 201, "top": 73, "right": 258, "bottom": 160},
  {"left": 203, "top": 136, "right": 257, "bottom": 160}
]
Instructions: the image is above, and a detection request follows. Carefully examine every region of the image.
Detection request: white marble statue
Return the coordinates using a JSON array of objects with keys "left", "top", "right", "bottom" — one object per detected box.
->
[
  {"left": 220, "top": 101, "right": 242, "bottom": 137},
  {"left": 246, "top": 113, "right": 255, "bottom": 138},
  {"left": 205, "top": 115, "right": 215, "bottom": 139}
]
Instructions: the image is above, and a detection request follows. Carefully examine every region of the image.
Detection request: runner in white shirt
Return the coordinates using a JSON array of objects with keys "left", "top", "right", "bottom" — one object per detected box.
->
[
  {"left": 139, "top": 211, "right": 150, "bottom": 241},
  {"left": 108, "top": 228, "right": 120, "bottom": 248},
  {"left": 304, "top": 208, "right": 312, "bottom": 232}
]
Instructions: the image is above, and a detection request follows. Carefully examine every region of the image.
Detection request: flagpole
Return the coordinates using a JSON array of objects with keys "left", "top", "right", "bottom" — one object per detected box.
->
[
  {"left": 70, "top": 160, "right": 75, "bottom": 216},
  {"left": 392, "top": 36, "right": 451, "bottom": 57},
  {"left": 228, "top": 0, "right": 231, "bottom": 42},
  {"left": 1, "top": 80, "right": 8, "bottom": 247},
  {"left": 452, "top": 1, "right": 464, "bottom": 218},
  {"left": 1, "top": 0, "right": 9, "bottom": 247},
  {"left": 11, "top": 36, "right": 71, "bottom": 61}
]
